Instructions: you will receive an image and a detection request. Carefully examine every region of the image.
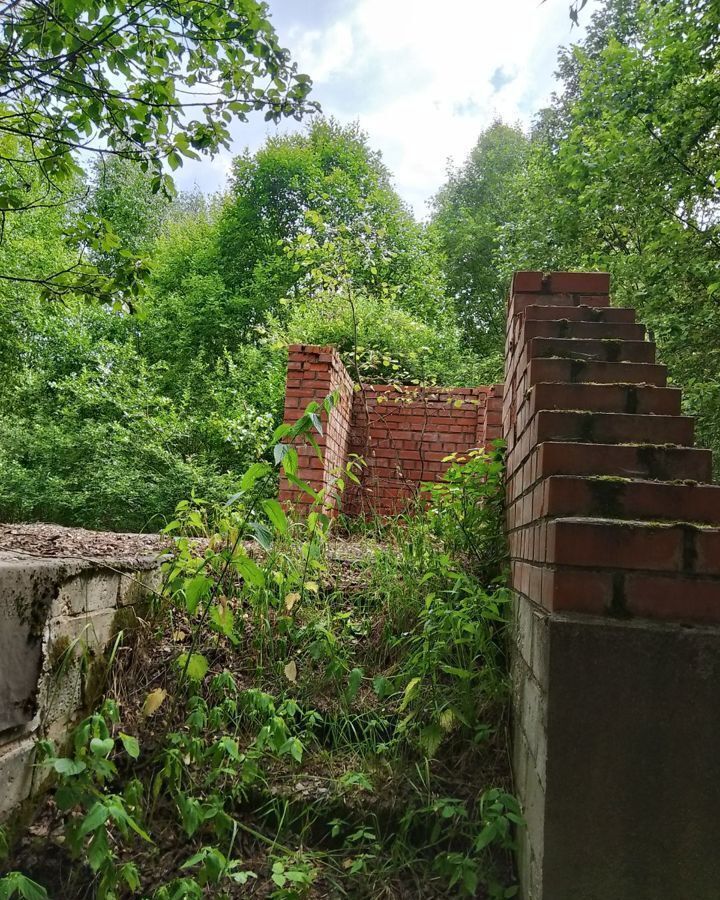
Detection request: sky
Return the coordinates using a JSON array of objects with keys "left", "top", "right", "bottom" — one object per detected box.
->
[{"left": 175, "top": 0, "right": 598, "bottom": 218}]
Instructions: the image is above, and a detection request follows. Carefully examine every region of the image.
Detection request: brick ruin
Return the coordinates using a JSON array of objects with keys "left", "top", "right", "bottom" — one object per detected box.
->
[
  {"left": 281, "top": 271, "right": 720, "bottom": 900},
  {"left": 1, "top": 271, "right": 718, "bottom": 898},
  {"left": 278, "top": 343, "right": 503, "bottom": 514}
]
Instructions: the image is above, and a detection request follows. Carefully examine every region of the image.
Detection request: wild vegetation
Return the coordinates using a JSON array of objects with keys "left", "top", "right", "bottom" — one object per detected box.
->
[
  {"left": 0, "top": 0, "right": 718, "bottom": 896},
  {"left": 2, "top": 431, "right": 517, "bottom": 899}
]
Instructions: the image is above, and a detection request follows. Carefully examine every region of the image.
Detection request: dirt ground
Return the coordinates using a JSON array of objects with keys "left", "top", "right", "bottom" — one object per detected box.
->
[{"left": 0, "top": 522, "right": 169, "bottom": 560}]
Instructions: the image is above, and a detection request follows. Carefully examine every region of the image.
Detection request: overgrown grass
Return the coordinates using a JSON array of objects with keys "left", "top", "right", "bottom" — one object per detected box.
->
[{"left": 0, "top": 415, "right": 519, "bottom": 899}]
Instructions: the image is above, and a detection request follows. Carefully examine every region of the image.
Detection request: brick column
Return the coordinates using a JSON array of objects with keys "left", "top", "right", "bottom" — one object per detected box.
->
[
  {"left": 477, "top": 382, "right": 504, "bottom": 448},
  {"left": 505, "top": 272, "right": 720, "bottom": 900},
  {"left": 278, "top": 345, "right": 353, "bottom": 514}
]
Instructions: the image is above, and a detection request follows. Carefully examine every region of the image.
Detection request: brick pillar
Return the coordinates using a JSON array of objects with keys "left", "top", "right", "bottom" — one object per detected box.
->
[
  {"left": 478, "top": 382, "right": 504, "bottom": 448},
  {"left": 278, "top": 345, "right": 353, "bottom": 514},
  {"left": 505, "top": 272, "right": 720, "bottom": 900}
]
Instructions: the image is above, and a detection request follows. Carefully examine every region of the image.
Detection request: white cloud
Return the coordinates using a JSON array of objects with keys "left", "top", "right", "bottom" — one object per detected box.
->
[
  {"left": 288, "top": 21, "right": 355, "bottom": 82},
  {"left": 175, "top": 0, "right": 598, "bottom": 216}
]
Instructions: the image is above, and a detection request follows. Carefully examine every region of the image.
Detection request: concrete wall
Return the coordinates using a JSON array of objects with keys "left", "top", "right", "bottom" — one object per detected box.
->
[
  {"left": 513, "top": 600, "right": 720, "bottom": 900},
  {"left": 279, "top": 343, "right": 503, "bottom": 514},
  {"left": 0, "top": 550, "right": 161, "bottom": 820},
  {"left": 504, "top": 271, "right": 720, "bottom": 899}
]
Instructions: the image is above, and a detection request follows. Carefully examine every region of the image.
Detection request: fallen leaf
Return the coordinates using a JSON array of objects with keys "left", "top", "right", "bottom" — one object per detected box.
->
[
  {"left": 284, "top": 660, "right": 297, "bottom": 682},
  {"left": 142, "top": 688, "right": 167, "bottom": 716},
  {"left": 285, "top": 591, "right": 300, "bottom": 612}
]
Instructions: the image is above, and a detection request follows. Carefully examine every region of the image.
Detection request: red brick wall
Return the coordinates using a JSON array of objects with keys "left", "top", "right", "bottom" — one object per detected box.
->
[
  {"left": 345, "top": 383, "right": 502, "bottom": 515},
  {"left": 278, "top": 345, "right": 501, "bottom": 515},
  {"left": 278, "top": 345, "right": 353, "bottom": 513},
  {"left": 504, "top": 270, "right": 720, "bottom": 623}
]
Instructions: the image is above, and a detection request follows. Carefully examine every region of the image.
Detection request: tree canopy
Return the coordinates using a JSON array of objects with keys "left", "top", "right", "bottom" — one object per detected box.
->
[
  {"left": 431, "top": 121, "right": 528, "bottom": 364},
  {"left": 0, "top": 0, "right": 316, "bottom": 298}
]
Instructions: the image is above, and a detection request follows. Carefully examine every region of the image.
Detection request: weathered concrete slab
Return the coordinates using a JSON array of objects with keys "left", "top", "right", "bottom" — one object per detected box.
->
[
  {"left": 0, "top": 531, "right": 165, "bottom": 820},
  {"left": 513, "top": 595, "right": 720, "bottom": 900},
  {"left": 0, "top": 737, "right": 35, "bottom": 813}
]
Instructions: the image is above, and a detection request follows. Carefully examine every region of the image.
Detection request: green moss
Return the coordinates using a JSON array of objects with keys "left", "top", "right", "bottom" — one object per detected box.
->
[
  {"left": 47, "top": 634, "right": 72, "bottom": 673},
  {"left": 587, "top": 478, "right": 625, "bottom": 518}
]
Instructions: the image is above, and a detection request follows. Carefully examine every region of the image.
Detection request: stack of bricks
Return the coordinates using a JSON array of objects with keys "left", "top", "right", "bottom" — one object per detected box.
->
[
  {"left": 504, "top": 271, "right": 720, "bottom": 622},
  {"left": 278, "top": 345, "right": 353, "bottom": 514},
  {"left": 479, "top": 383, "right": 504, "bottom": 448},
  {"left": 278, "top": 347, "right": 502, "bottom": 516}
]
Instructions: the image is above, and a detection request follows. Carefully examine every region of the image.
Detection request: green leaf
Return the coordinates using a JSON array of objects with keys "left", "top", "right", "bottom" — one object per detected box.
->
[
  {"left": 419, "top": 723, "right": 443, "bottom": 758},
  {"left": 399, "top": 677, "right": 421, "bottom": 712},
  {"left": 262, "top": 498, "right": 288, "bottom": 534},
  {"left": 346, "top": 667, "right": 363, "bottom": 703},
  {"left": 250, "top": 521, "right": 273, "bottom": 551},
  {"left": 87, "top": 825, "right": 109, "bottom": 872},
  {"left": 77, "top": 802, "right": 109, "bottom": 838},
  {"left": 51, "top": 757, "right": 86, "bottom": 776},
  {"left": 372, "top": 675, "right": 391, "bottom": 699},
  {"left": 440, "top": 665, "right": 474, "bottom": 681},
  {"left": 235, "top": 555, "right": 265, "bottom": 587},
  {"left": 119, "top": 733, "right": 140, "bottom": 760},
  {"left": 183, "top": 574, "right": 212, "bottom": 615},
  {"left": 274, "top": 443, "right": 290, "bottom": 465},
  {"left": 281, "top": 446, "right": 299, "bottom": 477},
  {"left": 241, "top": 462, "right": 271, "bottom": 491},
  {"left": 0, "top": 872, "right": 50, "bottom": 900},
  {"left": 210, "top": 602, "right": 235, "bottom": 639},
  {"left": 284, "top": 473, "right": 318, "bottom": 500},
  {"left": 177, "top": 652, "right": 209, "bottom": 682},
  {"left": 90, "top": 737, "right": 115, "bottom": 757},
  {"left": 119, "top": 863, "right": 141, "bottom": 891}
]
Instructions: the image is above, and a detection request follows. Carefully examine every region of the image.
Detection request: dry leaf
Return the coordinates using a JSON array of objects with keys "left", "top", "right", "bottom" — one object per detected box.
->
[
  {"left": 304, "top": 581, "right": 319, "bottom": 594},
  {"left": 172, "top": 629, "right": 188, "bottom": 642},
  {"left": 285, "top": 591, "right": 300, "bottom": 612},
  {"left": 142, "top": 688, "right": 167, "bottom": 716},
  {"left": 284, "top": 660, "right": 297, "bottom": 682}
]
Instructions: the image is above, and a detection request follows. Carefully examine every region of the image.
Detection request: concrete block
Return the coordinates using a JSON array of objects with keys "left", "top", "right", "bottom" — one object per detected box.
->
[
  {"left": 514, "top": 590, "right": 534, "bottom": 668},
  {"left": 117, "top": 564, "right": 163, "bottom": 607},
  {"left": 0, "top": 609, "right": 42, "bottom": 732},
  {"left": 0, "top": 551, "right": 161, "bottom": 821},
  {"left": 520, "top": 672, "right": 547, "bottom": 787},
  {"left": 516, "top": 612, "right": 720, "bottom": 900},
  {"left": 529, "top": 606, "right": 550, "bottom": 690},
  {"left": 48, "top": 608, "right": 118, "bottom": 654},
  {"left": 0, "top": 736, "right": 36, "bottom": 820},
  {"left": 56, "top": 572, "right": 120, "bottom": 615},
  {"left": 36, "top": 655, "right": 83, "bottom": 731},
  {"left": 522, "top": 755, "right": 546, "bottom": 900}
]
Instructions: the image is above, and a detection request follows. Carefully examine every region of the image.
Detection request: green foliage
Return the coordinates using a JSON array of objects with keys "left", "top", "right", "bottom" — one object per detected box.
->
[
  {"left": 431, "top": 121, "right": 528, "bottom": 364},
  {"left": 0, "top": 115, "right": 487, "bottom": 529},
  {"left": 0, "top": 0, "right": 316, "bottom": 190},
  {"left": 426, "top": 444, "right": 508, "bottom": 583},
  {"left": 274, "top": 202, "right": 483, "bottom": 385},
  {"left": 0, "top": 300, "right": 280, "bottom": 530},
  {"left": 0, "top": 873, "right": 49, "bottom": 900},
  {"left": 83, "top": 157, "right": 171, "bottom": 272},
  {"left": 5, "top": 423, "right": 518, "bottom": 898},
  {"left": 0, "top": 0, "right": 317, "bottom": 300},
  {"left": 216, "top": 118, "right": 451, "bottom": 332}
]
